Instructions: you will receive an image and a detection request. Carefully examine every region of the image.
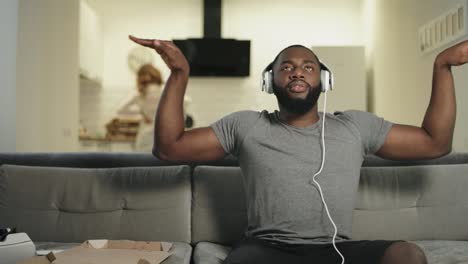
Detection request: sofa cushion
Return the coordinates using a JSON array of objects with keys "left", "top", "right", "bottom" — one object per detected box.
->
[
  {"left": 353, "top": 164, "right": 468, "bottom": 241},
  {"left": 35, "top": 241, "right": 192, "bottom": 264},
  {"left": 193, "top": 242, "right": 230, "bottom": 264},
  {"left": 191, "top": 166, "right": 246, "bottom": 245},
  {"left": 413, "top": 240, "right": 468, "bottom": 264},
  {"left": 0, "top": 165, "right": 191, "bottom": 243},
  {"left": 192, "top": 241, "right": 468, "bottom": 264}
]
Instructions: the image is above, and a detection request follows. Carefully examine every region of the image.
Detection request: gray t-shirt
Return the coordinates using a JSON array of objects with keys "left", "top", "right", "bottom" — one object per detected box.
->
[{"left": 211, "top": 110, "right": 392, "bottom": 244}]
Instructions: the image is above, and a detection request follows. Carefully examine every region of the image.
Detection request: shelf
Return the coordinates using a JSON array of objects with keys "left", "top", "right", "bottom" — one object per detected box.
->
[{"left": 79, "top": 135, "right": 135, "bottom": 143}]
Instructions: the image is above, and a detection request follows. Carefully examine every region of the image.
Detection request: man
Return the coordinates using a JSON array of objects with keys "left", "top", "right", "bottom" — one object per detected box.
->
[{"left": 129, "top": 34, "right": 468, "bottom": 264}]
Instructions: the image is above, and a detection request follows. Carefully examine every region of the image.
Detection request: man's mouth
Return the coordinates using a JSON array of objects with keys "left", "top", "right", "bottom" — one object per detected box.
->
[{"left": 288, "top": 80, "right": 309, "bottom": 93}]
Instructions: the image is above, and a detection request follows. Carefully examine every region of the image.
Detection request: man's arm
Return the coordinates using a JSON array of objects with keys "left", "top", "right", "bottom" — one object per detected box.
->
[
  {"left": 129, "top": 35, "right": 226, "bottom": 162},
  {"left": 376, "top": 40, "right": 468, "bottom": 160}
]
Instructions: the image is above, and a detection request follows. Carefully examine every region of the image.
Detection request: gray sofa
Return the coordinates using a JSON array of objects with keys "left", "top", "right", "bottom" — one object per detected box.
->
[{"left": 1, "top": 152, "right": 468, "bottom": 264}]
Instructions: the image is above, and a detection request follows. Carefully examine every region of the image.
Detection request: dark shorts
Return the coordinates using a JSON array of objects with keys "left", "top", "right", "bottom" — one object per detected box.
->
[{"left": 222, "top": 237, "right": 401, "bottom": 264}]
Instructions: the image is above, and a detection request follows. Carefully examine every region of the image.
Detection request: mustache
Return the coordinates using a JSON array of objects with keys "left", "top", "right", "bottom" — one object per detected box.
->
[{"left": 287, "top": 79, "right": 311, "bottom": 89}]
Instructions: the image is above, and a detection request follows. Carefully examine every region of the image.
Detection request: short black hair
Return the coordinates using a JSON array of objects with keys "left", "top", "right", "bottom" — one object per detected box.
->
[{"left": 267, "top": 45, "right": 321, "bottom": 71}]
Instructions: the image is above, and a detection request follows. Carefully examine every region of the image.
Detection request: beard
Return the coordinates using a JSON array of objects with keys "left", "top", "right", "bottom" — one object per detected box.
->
[{"left": 273, "top": 81, "right": 322, "bottom": 115}]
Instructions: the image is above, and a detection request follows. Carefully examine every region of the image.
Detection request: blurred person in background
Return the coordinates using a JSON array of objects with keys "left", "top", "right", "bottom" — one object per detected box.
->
[{"left": 117, "top": 64, "right": 192, "bottom": 152}]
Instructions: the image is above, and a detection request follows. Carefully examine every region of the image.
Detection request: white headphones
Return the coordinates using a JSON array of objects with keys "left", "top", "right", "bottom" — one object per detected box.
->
[{"left": 261, "top": 61, "right": 334, "bottom": 94}]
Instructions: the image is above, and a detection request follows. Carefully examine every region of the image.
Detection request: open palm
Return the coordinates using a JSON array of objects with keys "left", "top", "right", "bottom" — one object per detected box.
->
[
  {"left": 439, "top": 40, "right": 468, "bottom": 67},
  {"left": 129, "top": 35, "right": 189, "bottom": 74}
]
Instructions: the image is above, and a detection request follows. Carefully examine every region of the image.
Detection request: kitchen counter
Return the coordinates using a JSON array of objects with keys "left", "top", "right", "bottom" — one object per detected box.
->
[{"left": 79, "top": 135, "right": 137, "bottom": 152}]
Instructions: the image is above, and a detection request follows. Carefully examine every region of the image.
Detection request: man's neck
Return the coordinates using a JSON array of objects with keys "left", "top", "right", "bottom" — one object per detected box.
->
[{"left": 277, "top": 106, "right": 320, "bottom": 128}]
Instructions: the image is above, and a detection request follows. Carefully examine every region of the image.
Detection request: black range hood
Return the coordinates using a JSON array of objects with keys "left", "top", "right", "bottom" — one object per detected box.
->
[{"left": 173, "top": 0, "right": 250, "bottom": 77}]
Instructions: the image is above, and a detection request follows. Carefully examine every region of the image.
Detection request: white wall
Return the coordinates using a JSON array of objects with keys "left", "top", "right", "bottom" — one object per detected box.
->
[
  {"left": 370, "top": 0, "right": 468, "bottom": 151},
  {"left": 0, "top": 0, "right": 18, "bottom": 152},
  {"left": 313, "top": 46, "right": 366, "bottom": 112},
  {"left": 90, "top": 0, "right": 365, "bottom": 128},
  {"left": 16, "top": 0, "right": 80, "bottom": 151},
  {"left": 79, "top": 0, "right": 103, "bottom": 81}
]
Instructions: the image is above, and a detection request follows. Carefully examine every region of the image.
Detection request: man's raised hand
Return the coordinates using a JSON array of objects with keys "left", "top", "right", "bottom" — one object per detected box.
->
[
  {"left": 437, "top": 40, "right": 468, "bottom": 67},
  {"left": 129, "top": 35, "right": 189, "bottom": 75}
]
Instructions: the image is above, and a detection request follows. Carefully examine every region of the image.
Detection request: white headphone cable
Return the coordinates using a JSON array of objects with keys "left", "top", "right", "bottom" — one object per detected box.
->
[{"left": 312, "top": 90, "right": 345, "bottom": 264}]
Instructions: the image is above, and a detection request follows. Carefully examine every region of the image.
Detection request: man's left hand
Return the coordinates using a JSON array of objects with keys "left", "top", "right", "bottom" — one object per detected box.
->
[{"left": 437, "top": 40, "right": 468, "bottom": 67}]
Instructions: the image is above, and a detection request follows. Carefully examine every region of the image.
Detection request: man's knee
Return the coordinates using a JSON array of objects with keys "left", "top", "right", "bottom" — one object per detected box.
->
[{"left": 381, "top": 242, "right": 427, "bottom": 264}]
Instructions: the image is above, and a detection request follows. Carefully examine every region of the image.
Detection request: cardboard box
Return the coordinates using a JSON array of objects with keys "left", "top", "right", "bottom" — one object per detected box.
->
[{"left": 18, "top": 240, "right": 173, "bottom": 264}]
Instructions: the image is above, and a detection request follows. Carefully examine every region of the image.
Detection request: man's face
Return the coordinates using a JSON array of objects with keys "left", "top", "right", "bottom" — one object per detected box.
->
[{"left": 272, "top": 47, "right": 322, "bottom": 115}]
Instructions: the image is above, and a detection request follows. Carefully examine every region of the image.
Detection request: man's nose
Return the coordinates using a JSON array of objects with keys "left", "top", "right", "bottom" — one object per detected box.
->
[{"left": 289, "top": 68, "right": 304, "bottom": 79}]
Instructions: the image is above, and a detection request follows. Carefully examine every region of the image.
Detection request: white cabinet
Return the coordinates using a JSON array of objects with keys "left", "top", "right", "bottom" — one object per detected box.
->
[{"left": 313, "top": 46, "right": 367, "bottom": 112}]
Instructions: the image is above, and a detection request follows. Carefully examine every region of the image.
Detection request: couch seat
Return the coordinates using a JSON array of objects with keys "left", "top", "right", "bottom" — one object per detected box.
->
[{"left": 413, "top": 240, "right": 468, "bottom": 264}]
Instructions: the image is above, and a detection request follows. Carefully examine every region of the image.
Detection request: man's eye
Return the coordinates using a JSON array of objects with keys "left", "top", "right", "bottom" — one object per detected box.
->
[
  {"left": 281, "top": 66, "right": 292, "bottom": 71},
  {"left": 304, "top": 66, "right": 314, "bottom": 72}
]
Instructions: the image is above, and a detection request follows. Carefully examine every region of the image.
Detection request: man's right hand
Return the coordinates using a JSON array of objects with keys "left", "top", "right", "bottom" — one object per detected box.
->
[
  {"left": 129, "top": 35, "right": 189, "bottom": 75},
  {"left": 127, "top": 35, "right": 226, "bottom": 162}
]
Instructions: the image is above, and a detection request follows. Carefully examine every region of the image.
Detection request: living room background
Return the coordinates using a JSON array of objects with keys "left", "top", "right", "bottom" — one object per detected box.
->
[{"left": 1, "top": 0, "right": 468, "bottom": 152}]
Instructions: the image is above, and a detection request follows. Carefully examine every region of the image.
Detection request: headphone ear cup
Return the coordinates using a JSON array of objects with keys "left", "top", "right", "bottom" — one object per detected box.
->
[
  {"left": 262, "top": 70, "right": 274, "bottom": 94},
  {"left": 320, "top": 69, "right": 331, "bottom": 93}
]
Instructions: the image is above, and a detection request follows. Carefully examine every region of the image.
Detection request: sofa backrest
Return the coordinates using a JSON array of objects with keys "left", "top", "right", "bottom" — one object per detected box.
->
[
  {"left": 0, "top": 152, "right": 239, "bottom": 168},
  {"left": 362, "top": 152, "right": 468, "bottom": 167},
  {"left": 191, "top": 162, "right": 468, "bottom": 244},
  {"left": 2, "top": 152, "right": 468, "bottom": 245},
  {"left": 0, "top": 164, "right": 192, "bottom": 243},
  {"left": 353, "top": 164, "right": 468, "bottom": 241},
  {"left": 191, "top": 166, "right": 246, "bottom": 245}
]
